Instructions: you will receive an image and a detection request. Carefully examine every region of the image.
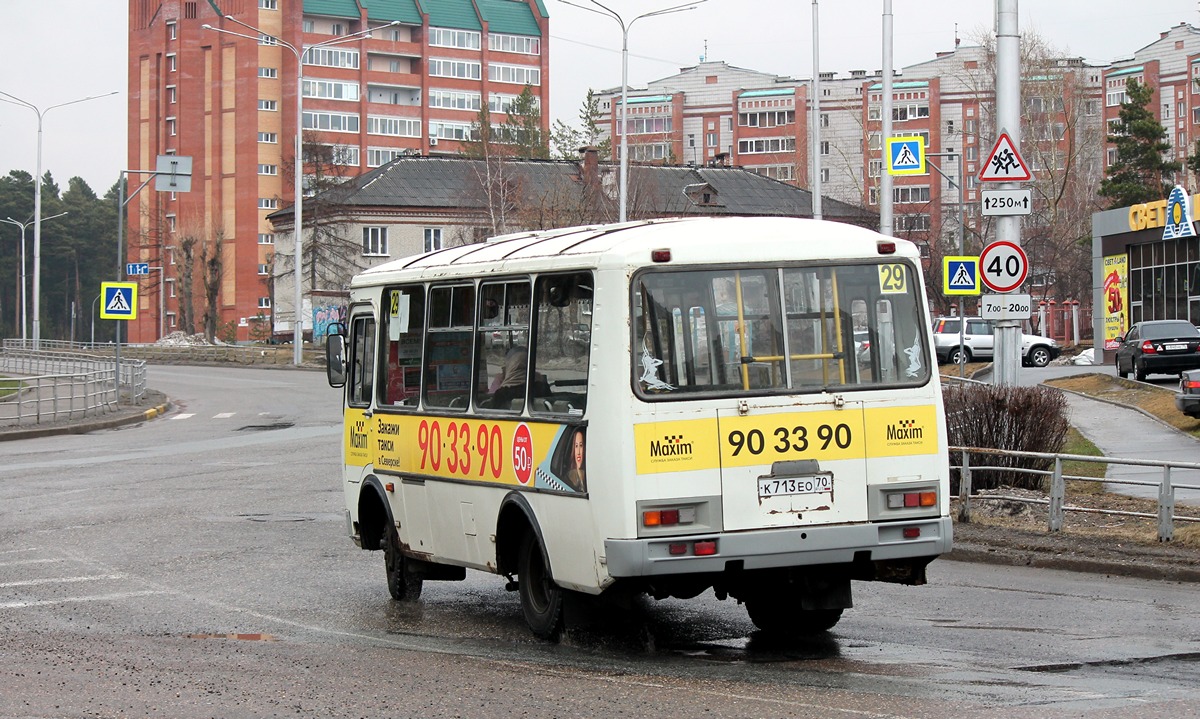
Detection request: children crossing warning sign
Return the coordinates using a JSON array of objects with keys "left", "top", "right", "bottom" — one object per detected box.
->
[
  {"left": 100, "top": 282, "right": 138, "bottom": 320},
  {"left": 979, "top": 131, "right": 1031, "bottom": 182}
]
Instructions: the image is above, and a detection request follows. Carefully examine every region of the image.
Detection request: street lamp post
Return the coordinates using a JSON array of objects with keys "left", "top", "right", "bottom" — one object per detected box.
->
[
  {"left": 559, "top": 0, "right": 707, "bottom": 223},
  {"left": 0, "top": 91, "right": 118, "bottom": 348},
  {"left": 1, "top": 211, "right": 68, "bottom": 344},
  {"left": 203, "top": 17, "right": 398, "bottom": 366}
]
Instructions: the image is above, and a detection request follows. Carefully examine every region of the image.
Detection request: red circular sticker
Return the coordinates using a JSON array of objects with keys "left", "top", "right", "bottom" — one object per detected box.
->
[{"left": 512, "top": 423, "right": 533, "bottom": 485}]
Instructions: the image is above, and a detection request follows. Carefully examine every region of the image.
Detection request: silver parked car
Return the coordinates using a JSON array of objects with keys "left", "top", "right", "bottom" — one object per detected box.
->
[{"left": 931, "top": 316, "right": 1061, "bottom": 367}]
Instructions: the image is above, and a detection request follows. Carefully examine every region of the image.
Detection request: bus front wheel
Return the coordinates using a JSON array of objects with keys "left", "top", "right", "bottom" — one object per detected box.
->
[
  {"left": 383, "top": 523, "right": 423, "bottom": 602},
  {"left": 745, "top": 597, "right": 843, "bottom": 635},
  {"left": 517, "top": 532, "right": 563, "bottom": 640}
]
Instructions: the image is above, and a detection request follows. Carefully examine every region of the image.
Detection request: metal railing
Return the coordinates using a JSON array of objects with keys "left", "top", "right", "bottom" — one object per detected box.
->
[
  {"left": 3, "top": 339, "right": 316, "bottom": 366},
  {"left": 0, "top": 347, "right": 146, "bottom": 427},
  {"left": 953, "top": 446, "right": 1200, "bottom": 542}
]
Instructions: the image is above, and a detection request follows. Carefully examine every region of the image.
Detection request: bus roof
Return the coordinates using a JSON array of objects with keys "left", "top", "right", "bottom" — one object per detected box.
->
[{"left": 351, "top": 217, "right": 917, "bottom": 287}]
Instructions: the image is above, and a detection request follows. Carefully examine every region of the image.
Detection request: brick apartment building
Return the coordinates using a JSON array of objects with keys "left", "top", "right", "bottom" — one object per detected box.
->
[
  {"left": 596, "top": 46, "right": 1107, "bottom": 273},
  {"left": 126, "top": 0, "right": 549, "bottom": 342}
]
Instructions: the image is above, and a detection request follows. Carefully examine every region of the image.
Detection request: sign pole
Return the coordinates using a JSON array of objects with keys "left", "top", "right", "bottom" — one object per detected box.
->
[{"left": 992, "top": 0, "right": 1022, "bottom": 386}]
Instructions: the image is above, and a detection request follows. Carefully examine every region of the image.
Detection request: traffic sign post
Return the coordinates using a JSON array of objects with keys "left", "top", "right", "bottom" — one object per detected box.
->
[
  {"left": 126, "top": 262, "right": 150, "bottom": 276},
  {"left": 979, "top": 240, "right": 1029, "bottom": 294},
  {"left": 943, "top": 256, "right": 980, "bottom": 296},
  {"left": 981, "top": 189, "right": 1032, "bottom": 216},
  {"left": 886, "top": 136, "right": 926, "bottom": 176},
  {"left": 980, "top": 293, "right": 1032, "bottom": 321}
]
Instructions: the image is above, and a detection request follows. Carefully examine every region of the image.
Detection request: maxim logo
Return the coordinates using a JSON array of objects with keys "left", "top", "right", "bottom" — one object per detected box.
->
[
  {"left": 650, "top": 433, "right": 693, "bottom": 459},
  {"left": 886, "top": 418, "right": 923, "bottom": 442},
  {"left": 350, "top": 419, "right": 369, "bottom": 450}
]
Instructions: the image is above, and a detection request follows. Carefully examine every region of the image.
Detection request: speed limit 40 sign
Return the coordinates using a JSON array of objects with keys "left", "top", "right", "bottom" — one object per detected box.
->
[{"left": 978, "top": 240, "right": 1028, "bottom": 293}]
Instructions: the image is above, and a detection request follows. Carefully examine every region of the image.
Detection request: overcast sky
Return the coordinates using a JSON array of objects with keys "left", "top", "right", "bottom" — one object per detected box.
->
[{"left": 1, "top": 1, "right": 1197, "bottom": 194}]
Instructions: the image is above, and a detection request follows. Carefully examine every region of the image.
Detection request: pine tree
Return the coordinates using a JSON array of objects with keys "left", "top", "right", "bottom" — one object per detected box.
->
[
  {"left": 1100, "top": 79, "right": 1180, "bottom": 207},
  {"left": 551, "top": 89, "right": 612, "bottom": 160},
  {"left": 504, "top": 86, "right": 549, "bottom": 160}
]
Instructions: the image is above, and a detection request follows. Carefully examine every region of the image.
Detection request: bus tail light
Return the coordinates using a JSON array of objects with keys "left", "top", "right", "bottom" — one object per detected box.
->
[
  {"left": 651, "top": 249, "right": 672, "bottom": 263},
  {"left": 642, "top": 506, "right": 696, "bottom": 527},
  {"left": 886, "top": 490, "right": 938, "bottom": 509},
  {"left": 877, "top": 240, "right": 897, "bottom": 255},
  {"left": 902, "top": 527, "right": 921, "bottom": 539},
  {"left": 664, "top": 539, "right": 718, "bottom": 557}
]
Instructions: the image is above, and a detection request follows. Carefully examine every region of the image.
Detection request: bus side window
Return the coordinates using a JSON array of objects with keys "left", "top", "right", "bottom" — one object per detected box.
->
[
  {"left": 531, "top": 272, "right": 592, "bottom": 415},
  {"left": 424, "top": 284, "right": 475, "bottom": 410},
  {"left": 349, "top": 316, "right": 375, "bottom": 407},
  {"left": 381, "top": 286, "right": 425, "bottom": 407},
  {"left": 475, "top": 280, "right": 532, "bottom": 412}
]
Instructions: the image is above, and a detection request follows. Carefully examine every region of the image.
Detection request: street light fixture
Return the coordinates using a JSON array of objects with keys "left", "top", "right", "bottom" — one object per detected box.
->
[
  {"left": 558, "top": 0, "right": 707, "bottom": 223},
  {"left": 0, "top": 211, "right": 68, "bottom": 344},
  {"left": 0, "top": 90, "right": 118, "bottom": 348},
  {"left": 202, "top": 17, "right": 399, "bottom": 365}
]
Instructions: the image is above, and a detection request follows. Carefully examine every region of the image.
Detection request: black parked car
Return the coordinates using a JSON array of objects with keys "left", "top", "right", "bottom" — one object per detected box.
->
[
  {"left": 1176, "top": 369, "right": 1200, "bottom": 417},
  {"left": 1114, "top": 320, "right": 1200, "bottom": 381}
]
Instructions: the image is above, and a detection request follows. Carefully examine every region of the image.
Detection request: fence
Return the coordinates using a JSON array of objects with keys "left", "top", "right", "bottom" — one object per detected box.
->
[
  {"left": 0, "top": 347, "right": 146, "bottom": 427},
  {"left": 953, "top": 446, "right": 1200, "bottom": 542},
  {"left": 3, "top": 339, "right": 316, "bottom": 366}
]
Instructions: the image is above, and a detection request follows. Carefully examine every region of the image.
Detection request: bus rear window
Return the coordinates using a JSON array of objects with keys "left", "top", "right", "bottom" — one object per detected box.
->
[{"left": 633, "top": 262, "right": 930, "bottom": 397}]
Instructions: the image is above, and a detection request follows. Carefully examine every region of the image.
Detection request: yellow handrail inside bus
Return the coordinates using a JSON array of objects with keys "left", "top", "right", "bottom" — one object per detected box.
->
[{"left": 734, "top": 272, "right": 750, "bottom": 390}]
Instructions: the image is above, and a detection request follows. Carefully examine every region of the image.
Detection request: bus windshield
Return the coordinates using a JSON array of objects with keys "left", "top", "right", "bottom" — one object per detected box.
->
[{"left": 633, "top": 261, "right": 930, "bottom": 396}]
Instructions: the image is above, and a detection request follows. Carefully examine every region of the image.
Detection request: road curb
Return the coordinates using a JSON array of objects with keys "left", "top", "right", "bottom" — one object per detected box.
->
[
  {"left": 947, "top": 542, "right": 1200, "bottom": 583},
  {"left": 0, "top": 394, "right": 171, "bottom": 442}
]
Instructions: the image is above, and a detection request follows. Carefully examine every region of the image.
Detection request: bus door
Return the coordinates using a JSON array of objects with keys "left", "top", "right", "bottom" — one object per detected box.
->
[{"left": 343, "top": 305, "right": 377, "bottom": 492}]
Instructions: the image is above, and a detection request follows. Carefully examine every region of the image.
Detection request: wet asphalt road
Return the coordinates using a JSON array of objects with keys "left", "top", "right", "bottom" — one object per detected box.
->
[{"left": 0, "top": 365, "right": 1198, "bottom": 718}]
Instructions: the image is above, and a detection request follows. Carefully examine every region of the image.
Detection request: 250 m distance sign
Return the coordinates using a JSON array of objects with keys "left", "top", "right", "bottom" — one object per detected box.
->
[{"left": 978, "top": 240, "right": 1029, "bottom": 293}]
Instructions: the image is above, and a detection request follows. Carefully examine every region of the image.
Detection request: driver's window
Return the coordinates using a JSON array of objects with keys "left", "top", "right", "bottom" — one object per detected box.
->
[{"left": 348, "top": 316, "right": 376, "bottom": 407}]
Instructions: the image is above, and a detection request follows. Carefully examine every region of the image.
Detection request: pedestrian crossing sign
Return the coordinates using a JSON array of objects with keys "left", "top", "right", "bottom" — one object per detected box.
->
[
  {"left": 943, "top": 256, "right": 980, "bottom": 296},
  {"left": 886, "top": 136, "right": 926, "bottom": 176},
  {"left": 100, "top": 282, "right": 138, "bottom": 320}
]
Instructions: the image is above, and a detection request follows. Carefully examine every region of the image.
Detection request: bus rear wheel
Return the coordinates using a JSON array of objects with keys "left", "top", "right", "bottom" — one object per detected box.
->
[
  {"left": 517, "top": 532, "right": 563, "bottom": 640},
  {"left": 745, "top": 597, "right": 843, "bottom": 635},
  {"left": 383, "top": 523, "right": 423, "bottom": 602}
]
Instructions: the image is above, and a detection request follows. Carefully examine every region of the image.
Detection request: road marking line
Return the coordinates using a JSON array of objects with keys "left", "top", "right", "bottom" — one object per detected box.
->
[
  {"left": 0, "top": 590, "right": 162, "bottom": 609},
  {"left": 0, "top": 548, "right": 39, "bottom": 556},
  {"left": 213, "top": 412, "right": 236, "bottom": 419},
  {"left": 0, "top": 574, "right": 124, "bottom": 589},
  {"left": 170, "top": 413, "right": 195, "bottom": 420},
  {"left": 0, "top": 558, "right": 63, "bottom": 568}
]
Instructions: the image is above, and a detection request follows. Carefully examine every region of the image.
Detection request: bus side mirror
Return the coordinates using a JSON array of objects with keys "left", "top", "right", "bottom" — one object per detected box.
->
[{"left": 327, "top": 333, "right": 347, "bottom": 388}]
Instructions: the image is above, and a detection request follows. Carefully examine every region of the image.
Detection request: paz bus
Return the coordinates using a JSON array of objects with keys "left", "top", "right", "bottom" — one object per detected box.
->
[{"left": 326, "top": 216, "right": 951, "bottom": 639}]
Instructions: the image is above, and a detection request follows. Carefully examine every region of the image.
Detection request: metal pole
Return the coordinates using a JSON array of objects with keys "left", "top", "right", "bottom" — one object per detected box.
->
[
  {"left": 32, "top": 112, "right": 43, "bottom": 348},
  {"left": 293, "top": 50, "right": 305, "bottom": 364},
  {"left": 618, "top": 26, "right": 629, "bottom": 223},
  {"left": 880, "top": 0, "right": 894, "bottom": 236},
  {"left": 19, "top": 224, "right": 27, "bottom": 344},
  {"left": 811, "top": 0, "right": 822, "bottom": 221},
  {"left": 993, "top": 0, "right": 1022, "bottom": 386},
  {"left": 115, "top": 172, "right": 124, "bottom": 398}
]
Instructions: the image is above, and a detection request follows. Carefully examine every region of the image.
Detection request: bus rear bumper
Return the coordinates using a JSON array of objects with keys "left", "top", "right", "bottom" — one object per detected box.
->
[{"left": 603, "top": 517, "right": 952, "bottom": 578}]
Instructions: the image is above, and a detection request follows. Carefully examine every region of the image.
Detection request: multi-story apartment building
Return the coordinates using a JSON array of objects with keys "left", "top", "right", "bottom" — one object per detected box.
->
[
  {"left": 1103, "top": 23, "right": 1200, "bottom": 174},
  {"left": 127, "top": 0, "right": 549, "bottom": 342},
  {"left": 597, "top": 46, "right": 1105, "bottom": 273}
]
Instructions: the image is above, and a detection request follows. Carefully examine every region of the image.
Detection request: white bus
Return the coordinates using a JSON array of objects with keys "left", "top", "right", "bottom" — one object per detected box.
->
[{"left": 327, "top": 216, "right": 951, "bottom": 639}]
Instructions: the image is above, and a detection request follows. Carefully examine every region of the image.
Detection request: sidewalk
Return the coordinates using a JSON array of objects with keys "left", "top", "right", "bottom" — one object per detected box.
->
[{"left": 0, "top": 389, "right": 169, "bottom": 441}]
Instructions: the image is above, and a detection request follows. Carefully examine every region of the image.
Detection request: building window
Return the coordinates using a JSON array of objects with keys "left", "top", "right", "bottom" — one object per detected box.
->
[
  {"left": 302, "top": 19, "right": 314, "bottom": 33},
  {"left": 820, "top": 168, "right": 830, "bottom": 182},
  {"left": 363, "top": 226, "right": 388, "bottom": 256},
  {"left": 258, "top": 297, "right": 272, "bottom": 309},
  {"left": 429, "top": 58, "right": 482, "bottom": 80},
  {"left": 893, "top": 185, "right": 931, "bottom": 204},
  {"left": 258, "top": 99, "right": 277, "bottom": 111},
  {"left": 367, "top": 147, "right": 406, "bottom": 167},
  {"left": 820, "top": 141, "right": 830, "bottom": 155},
  {"left": 166, "top": 279, "right": 176, "bottom": 298},
  {"left": 166, "top": 118, "right": 176, "bottom": 136},
  {"left": 868, "top": 106, "right": 881, "bottom": 121},
  {"left": 167, "top": 21, "right": 177, "bottom": 40},
  {"left": 259, "top": 0, "right": 277, "bottom": 8},
  {"left": 868, "top": 159, "right": 882, "bottom": 177},
  {"left": 313, "top": 144, "right": 359, "bottom": 166},
  {"left": 737, "top": 137, "right": 796, "bottom": 154},
  {"left": 167, "top": 85, "right": 177, "bottom": 104},
  {"left": 706, "top": 132, "right": 718, "bottom": 148},
  {"left": 329, "top": 23, "right": 345, "bottom": 36},
  {"left": 737, "top": 110, "right": 794, "bottom": 128},
  {"left": 488, "top": 33, "right": 540, "bottom": 55},
  {"left": 303, "top": 47, "right": 359, "bottom": 69},
  {"left": 488, "top": 93, "right": 523, "bottom": 113},
  {"left": 258, "top": 198, "right": 277, "bottom": 210},
  {"left": 258, "top": 264, "right": 270, "bottom": 275},
  {"left": 167, "top": 53, "right": 177, "bottom": 72},
  {"left": 868, "top": 132, "right": 881, "bottom": 150},
  {"left": 898, "top": 214, "right": 931, "bottom": 232},
  {"left": 424, "top": 227, "right": 443, "bottom": 253},
  {"left": 258, "top": 33, "right": 278, "bottom": 46},
  {"left": 488, "top": 63, "right": 541, "bottom": 85},
  {"left": 429, "top": 89, "right": 482, "bottom": 111},
  {"left": 429, "top": 27, "right": 481, "bottom": 49},
  {"left": 258, "top": 233, "right": 275, "bottom": 244},
  {"left": 429, "top": 120, "right": 473, "bottom": 141},
  {"left": 302, "top": 110, "right": 359, "bottom": 133},
  {"left": 747, "top": 165, "right": 794, "bottom": 181},
  {"left": 258, "top": 132, "right": 277, "bottom": 143},
  {"left": 258, "top": 66, "right": 278, "bottom": 79},
  {"left": 367, "top": 115, "right": 421, "bottom": 137},
  {"left": 302, "top": 79, "right": 360, "bottom": 101},
  {"left": 820, "top": 112, "right": 829, "bottom": 128},
  {"left": 258, "top": 164, "right": 277, "bottom": 175}
]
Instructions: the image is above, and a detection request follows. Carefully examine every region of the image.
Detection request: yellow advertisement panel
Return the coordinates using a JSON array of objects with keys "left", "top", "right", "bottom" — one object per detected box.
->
[
  {"left": 1101, "top": 254, "right": 1129, "bottom": 351},
  {"left": 633, "top": 406, "right": 940, "bottom": 475},
  {"left": 344, "top": 412, "right": 588, "bottom": 494}
]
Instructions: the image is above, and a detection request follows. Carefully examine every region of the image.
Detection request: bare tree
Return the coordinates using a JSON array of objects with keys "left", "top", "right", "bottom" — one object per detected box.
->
[{"left": 200, "top": 230, "right": 224, "bottom": 343}]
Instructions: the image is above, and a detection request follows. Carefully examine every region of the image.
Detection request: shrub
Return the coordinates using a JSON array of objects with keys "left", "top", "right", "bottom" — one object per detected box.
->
[{"left": 943, "top": 383, "right": 1070, "bottom": 492}]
